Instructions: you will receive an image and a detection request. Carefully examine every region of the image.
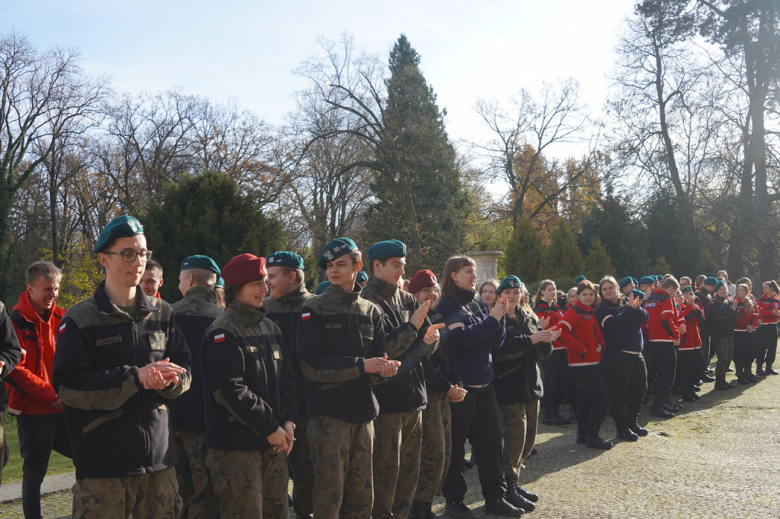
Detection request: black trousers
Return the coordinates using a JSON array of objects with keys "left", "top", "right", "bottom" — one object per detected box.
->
[
  {"left": 756, "top": 324, "right": 778, "bottom": 368},
  {"left": 603, "top": 349, "right": 647, "bottom": 430},
  {"left": 443, "top": 384, "right": 506, "bottom": 503},
  {"left": 565, "top": 364, "right": 578, "bottom": 410},
  {"left": 733, "top": 331, "right": 753, "bottom": 372},
  {"left": 700, "top": 329, "right": 711, "bottom": 366},
  {"left": 540, "top": 349, "right": 567, "bottom": 408},
  {"left": 569, "top": 365, "right": 608, "bottom": 428},
  {"left": 17, "top": 413, "right": 72, "bottom": 519},
  {"left": 676, "top": 348, "right": 705, "bottom": 392},
  {"left": 646, "top": 342, "right": 677, "bottom": 404}
]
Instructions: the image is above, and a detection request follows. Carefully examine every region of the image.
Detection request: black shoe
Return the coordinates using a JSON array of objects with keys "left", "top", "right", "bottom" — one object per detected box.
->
[
  {"left": 692, "top": 385, "right": 702, "bottom": 392},
  {"left": 445, "top": 501, "right": 475, "bottom": 519},
  {"left": 737, "top": 376, "right": 750, "bottom": 385},
  {"left": 553, "top": 409, "right": 571, "bottom": 425},
  {"left": 576, "top": 422, "right": 587, "bottom": 444},
  {"left": 484, "top": 498, "right": 524, "bottom": 517},
  {"left": 748, "top": 373, "right": 760, "bottom": 382},
  {"left": 651, "top": 406, "right": 674, "bottom": 418},
  {"left": 411, "top": 501, "right": 432, "bottom": 519},
  {"left": 701, "top": 374, "right": 716, "bottom": 383},
  {"left": 682, "top": 391, "right": 696, "bottom": 402},
  {"left": 706, "top": 368, "right": 715, "bottom": 375},
  {"left": 530, "top": 448, "right": 538, "bottom": 456},
  {"left": 714, "top": 381, "right": 730, "bottom": 390},
  {"left": 516, "top": 487, "right": 539, "bottom": 503},
  {"left": 505, "top": 493, "right": 535, "bottom": 512},
  {"left": 727, "top": 366, "right": 735, "bottom": 372},
  {"left": 664, "top": 401, "right": 681, "bottom": 411},
  {"left": 726, "top": 380, "right": 736, "bottom": 388},
  {"left": 628, "top": 423, "right": 649, "bottom": 436},
  {"left": 463, "top": 459, "right": 475, "bottom": 469},
  {"left": 768, "top": 368, "right": 779, "bottom": 375},
  {"left": 586, "top": 436, "right": 614, "bottom": 449},
  {"left": 616, "top": 428, "right": 639, "bottom": 441},
  {"left": 542, "top": 414, "right": 568, "bottom": 426},
  {"left": 688, "top": 388, "right": 701, "bottom": 400},
  {"left": 756, "top": 368, "right": 767, "bottom": 376}
]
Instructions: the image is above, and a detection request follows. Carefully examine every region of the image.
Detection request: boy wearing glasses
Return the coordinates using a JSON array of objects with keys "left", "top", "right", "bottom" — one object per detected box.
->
[{"left": 53, "top": 215, "right": 192, "bottom": 519}]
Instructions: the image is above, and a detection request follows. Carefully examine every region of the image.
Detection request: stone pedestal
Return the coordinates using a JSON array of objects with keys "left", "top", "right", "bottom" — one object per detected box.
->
[{"left": 466, "top": 251, "right": 504, "bottom": 286}]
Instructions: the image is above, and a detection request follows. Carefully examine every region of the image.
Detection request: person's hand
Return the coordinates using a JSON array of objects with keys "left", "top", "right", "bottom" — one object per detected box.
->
[
  {"left": 538, "top": 316, "right": 550, "bottom": 329},
  {"left": 447, "top": 385, "right": 467, "bottom": 403},
  {"left": 679, "top": 323, "right": 687, "bottom": 335},
  {"left": 379, "top": 359, "right": 401, "bottom": 378},
  {"left": 267, "top": 426, "right": 289, "bottom": 453},
  {"left": 757, "top": 319, "right": 763, "bottom": 326},
  {"left": 410, "top": 300, "right": 431, "bottom": 330},
  {"left": 489, "top": 298, "right": 508, "bottom": 321},
  {"left": 596, "top": 343, "right": 604, "bottom": 353},
  {"left": 773, "top": 307, "right": 779, "bottom": 316},
  {"left": 138, "top": 358, "right": 187, "bottom": 389},
  {"left": 747, "top": 325, "right": 754, "bottom": 333},
  {"left": 364, "top": 357, "right": 401, "bottom": 378},
  {"left": 628, "top": 293, "right": 641, "bottom": 309},
  {"left": 282, "top": 422, "right": 296, "bottom": 455},
  {"left": 448, "top": 322, "right": 464, "bottom": 330},
  {"left": 530, "top": 330, "right": 552, "bottom": 344},
  {"left": 548, "top": 329, "right": 562, "bottom": 342},
  {"left": 423, "top": 323, "right": 445, "bottom": 345},
  {"left": 51, "top": 398, "right": 64, "bottom": 410},
  {"left": 674, "top": 339, "right": 680, "bottom": 346},
  {"left": 732, "top": 299, "right": 739, "bottom": 310}
]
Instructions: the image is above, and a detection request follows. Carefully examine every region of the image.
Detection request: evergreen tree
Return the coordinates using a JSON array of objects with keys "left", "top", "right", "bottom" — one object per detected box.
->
[
  {"left": 546, "top": 217, "right": 585, "bottom": 288},
  {"left": 585, "top": 237, "right": 615, "bottom": 282},
  {"left": 143, "top": 171, "right": 285, "bottom": 302},
  {"left": 363, "top": 34, "right": 469, "bottom": 273},
  {"left": 651, "top": 256, "right": 673, "bottom": 277},
  {"left": 504, "top": 218, "right": 544, "bottom": 283}
]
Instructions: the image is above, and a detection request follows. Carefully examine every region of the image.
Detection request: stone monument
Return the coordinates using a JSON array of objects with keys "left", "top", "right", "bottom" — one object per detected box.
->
[{"left": 466, "top": 251, "right": 504, "bottom": 286}]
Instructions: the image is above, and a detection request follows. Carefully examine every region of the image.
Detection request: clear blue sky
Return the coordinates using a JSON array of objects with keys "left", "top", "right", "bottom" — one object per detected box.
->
[{"left": 2, "top": 0, "right": 633, "bottom": 159}]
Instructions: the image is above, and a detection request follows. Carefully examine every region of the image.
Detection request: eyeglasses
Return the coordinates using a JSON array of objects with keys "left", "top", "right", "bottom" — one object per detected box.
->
[{"left": 103, "top": 250, "right": 153, "bottom": 263}]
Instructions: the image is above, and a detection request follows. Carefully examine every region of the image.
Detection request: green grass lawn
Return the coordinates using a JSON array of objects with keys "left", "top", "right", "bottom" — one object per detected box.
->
[{"left": 3, "top": 414, "right": 74, "bottom": 483}]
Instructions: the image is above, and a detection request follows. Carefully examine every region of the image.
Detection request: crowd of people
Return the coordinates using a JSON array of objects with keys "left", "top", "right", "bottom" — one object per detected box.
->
[{"left": 0, "top": 214, "right": 777, "bottom": 519}]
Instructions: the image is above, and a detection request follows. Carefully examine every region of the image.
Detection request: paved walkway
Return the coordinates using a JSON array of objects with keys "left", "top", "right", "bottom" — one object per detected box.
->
[{"left": 1, "top": 372, "right": 779, "bottom": 518}]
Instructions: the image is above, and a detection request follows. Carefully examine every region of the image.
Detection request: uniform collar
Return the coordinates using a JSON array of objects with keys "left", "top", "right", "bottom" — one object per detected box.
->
[
  {"left": 453, "top": 285, "right": 476, "bottom": 306},
  {"left": 367, "top": 274, "right": 398, "bottom": 299},
  {"left": 94, "top": 280, "right": 158, "bottom": 318},
  {"left": 325, "top": 282, "right": 362, "bottom": 305},
  {"left": 226, "top": 299, "right": 266, "bottom": 325},
  {"left": 277, "top": 284, "right": 311, "bottom": 306},
  {"left": 183, "top": 285, "right": 217, "bottom": 305},
  {"left": 574, "top": 301, "right": 594, "bottom": 313}
]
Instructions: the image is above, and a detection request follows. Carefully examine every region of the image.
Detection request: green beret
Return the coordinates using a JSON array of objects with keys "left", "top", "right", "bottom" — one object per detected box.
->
[
  {"left": 574, "top": 275, "right": 587, "bottom": 286},
  {"left": 265, "top": 251, "right": 305, "bottom": 269},
  {"left": 630, "top": 289, "right": 645, "bottom": 300},
  {"left": 215, "top": 276, "right": 224, "bottom": 289},
  {"left": 703, "top": 276, "right": 718, "bottom": 286},
  {"left": 367, "top": 240, "right": 406, "bottom": 261},
  {"left": 356, "top": 271, "right": 368, "bottom": 283},
  {"left": 318, "top": 238, "right": 358, "bottom": 269},
  {"left": 682, "top": 286, "right": 693, "bottom": 294},
  {"left": 639, "top": 276, "right": 655, "bottom": 285},
  {"left": 497, "top": 276, "right": 522, "bottom": 294},
  {"left": 94, "top": 215, "right": 144, "bottom": 253},
  {"left": 631, "top": 277, "right": 639, "bottom": 286},
  {"left": 315, "top": 281, "right": 331, "bottom": 295},
  {"left": 619, "top": 277, "right": 633, "bottom": 288},
  {"left": 180, "top": 255, "right": 220, "bottom": 275},
  {"left": 655, "top": 275, "right": 663, "bottom": 281},
  {"left": 714, "top": 280, "right": 726, "bottom": 293}
]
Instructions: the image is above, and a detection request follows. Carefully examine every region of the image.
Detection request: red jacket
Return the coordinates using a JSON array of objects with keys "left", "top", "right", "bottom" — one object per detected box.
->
[
  {"left": 556, "top": 301, "right": 604, "bottom": 366},
  {"left": 533, "top": 300, "right": 566, "bottom": 350},
  {"left": 756, "top": 295, "right": 780, "bottom": 325},
  {"left": 6, "top": 292, "right": 64, "bottom": 415},
  {"left": 679, "top": 303, "right": 703, "bottom": 350},
  {"left": 734, "top": 298, "right": 757, "bottom": 331},
  {"left": 643, "top": 289, "right": 680, "bottom": 343}
]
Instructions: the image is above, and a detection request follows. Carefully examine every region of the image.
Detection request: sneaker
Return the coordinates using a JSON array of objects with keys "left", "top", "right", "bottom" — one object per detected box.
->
[
  {"left": 444, "top": 501, "right": 475, "bottom": 519},
  {"left": 484, "top": 498, "right": 524, "bottom": 517}
]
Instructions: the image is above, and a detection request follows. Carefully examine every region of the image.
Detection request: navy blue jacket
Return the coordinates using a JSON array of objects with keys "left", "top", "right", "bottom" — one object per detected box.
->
[
  {"left": 436, "top": 286, "right": 505, "bottom": 386},
  {"left": 594, "top": 298, "right": 648, "bottom": 353}
]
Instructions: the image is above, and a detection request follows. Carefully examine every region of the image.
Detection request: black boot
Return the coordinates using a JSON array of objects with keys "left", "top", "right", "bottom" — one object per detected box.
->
[
  {"left": 681, "top": 389, "right": 696, "bottom": 402},
  {"left": 444, "top": 500, "right": 475, "bottom": 519},
  {"left": 484, "top": 498, "right": 524, "bottom": 517},
  {"left": 615, "top": 426, "right": 639, "bottom": 441},
  {"left": 553, "top": 406, "right": 571, "bottom": 425},
  {"left": 516, "top": 486, "right": 539, "bottom": 503},
  {"left": 575, "top": 421, "right": 587, "bottom": 444},
  {"left": 756, "top": 364, "right": 767, "bottom": 376},
  {"left": 410, "top": 501, "right": 430, "bottom": 519},
  {"left": 651, "top": 399, "right": 674, "bottom": 418},
  {"left": 714, "top": 373, "right": 730, "bottom": 390},
  {"left": 504, "top": 475, "right": 535, "bottom": 512},
  {"left": 687, "top": 386, "right": 700, "bottom": 400},
  {"left": 628, "top": 422, "right": 649, "bottom": 436},
  {"left": 585, "top": 423, "right": 613, "bottom": 449}
]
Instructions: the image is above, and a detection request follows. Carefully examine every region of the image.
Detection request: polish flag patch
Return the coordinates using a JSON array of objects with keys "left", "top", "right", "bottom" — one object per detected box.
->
[
  {"left": 301, "top": 313, "right": 311, "bottom": 320},
  {"left": 214, "top": 334, "right": 225, "bottom": 343},
  {"left": 59, "top": 323, "right": 66, "bottom": 333}
]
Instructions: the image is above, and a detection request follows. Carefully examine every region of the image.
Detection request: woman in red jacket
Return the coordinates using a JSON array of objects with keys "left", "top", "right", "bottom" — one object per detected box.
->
[
  {"left": 733, "top": 284, "right": 758, "bottom": 384},
  {"left": 533, "top": 280, "right": 569, "bottom": 426},
  {"left": 677, "top": 287, "right": 704, "bottom": 401},
  {"left": 556, "top": 281, "right": 612, "bottom": 450},
  {"left": 755, "top": 280, "right": 780, "bottom": 376}
]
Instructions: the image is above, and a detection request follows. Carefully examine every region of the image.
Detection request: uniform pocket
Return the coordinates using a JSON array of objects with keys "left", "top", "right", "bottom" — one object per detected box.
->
[
  {"left": 82, "top": 409, "right": 125, "bottom": 434},
  {"left": 73, "top": 479, "right": 102, "bottom": 514},
  {"left": 147, "top": 331, "right": 166, "bottom": 351},
  {"left": 360, "top": 324, "right": 374, "bottom": 340}
]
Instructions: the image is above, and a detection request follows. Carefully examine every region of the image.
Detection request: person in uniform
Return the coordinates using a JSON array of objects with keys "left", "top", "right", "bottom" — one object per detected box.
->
[
  {"left": 169, "top": 255, "right": 223, "bottom": 518},
  {"left": 53, "top": 215, "right": 191, "bottom": 519},
  {"left": 263, "top": 251, "right": 315, "bottom": 519},
  {"left": 494, "top": 276, "right": 557, "bottom": 512},
  {"left": 357, "top": 270, "right": 369, "bottom": 288},
  {"left": 360, "top": 241, "right": 442, "bottom": 519},
  {"left": 755, "top": 280, "right": 780, "bottom": 376},
  {"left": 7, "top": 261, "right": 72, "bottom": 519},
  {"left": 141, "top": 259, "right": 165, "bottom": 299},
  {"left": 707, "top": 280, "right": 740, "bottom": 390},
  {"left": 297, "top": 238, "right": 400, "bottom": 519},
  {"left": 315, "top": 281, "right": 330, "bottom": 295},
  {"left": 695, "top": 277, "right": 717, "bottom": 382},
  {"left": 0, "top": 299, "right": 22, "bottom": 487},
  {"left": 202, "top": 253, "right": 297, "bottom": 519}
]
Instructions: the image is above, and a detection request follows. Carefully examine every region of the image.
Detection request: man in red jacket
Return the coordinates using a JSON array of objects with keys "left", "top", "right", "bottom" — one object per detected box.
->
[{"left": 7, "top": 261, "right": 72, "bottom": 519}]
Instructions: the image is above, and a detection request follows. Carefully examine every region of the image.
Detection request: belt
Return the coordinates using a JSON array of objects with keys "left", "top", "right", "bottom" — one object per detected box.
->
[{"left": 465, "top": 383, "right": 490, "bottom": 389}]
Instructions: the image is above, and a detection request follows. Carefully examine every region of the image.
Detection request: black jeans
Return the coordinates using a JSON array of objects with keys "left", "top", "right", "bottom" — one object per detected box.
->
[
  {"left": 603, "top": 349, "right": 647, "bottom": 429},
  {"left": 646, "top": 342, "right": 677, "bottom": 405},
  {"left": 569, "top": 365, "right": 609, "bottom": 428},
  {"left": 733, "top": 331, "right": 753, "bottom": 372},
  {"left": 540, "top": 349, "right": 567, "bottom": 408},
  {"left": 443, "top": 384, "right": 506, "bottom": 503},
  {"left": 756, "top": 324, "right": 778, "bottom": 368},
  {"left": 17, "top": 413, "right": 72, "bottom": 519},
  {"left": 676, "top": 349, "right": 705, "bottom": 392}
]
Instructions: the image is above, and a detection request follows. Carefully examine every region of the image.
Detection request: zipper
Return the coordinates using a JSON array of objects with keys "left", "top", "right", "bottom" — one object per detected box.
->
[
  {"left": 347, "top": 299, "right": 361, "bottom": 423},
  {"left": 132, "top": 318, "right": 151, "bottom": 468}
]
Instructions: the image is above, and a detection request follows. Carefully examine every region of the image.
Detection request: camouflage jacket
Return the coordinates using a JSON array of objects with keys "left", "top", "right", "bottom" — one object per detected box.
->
[
  {"left": 0, "top": 300, "right": 22, "bottom": 407},
  {"left": 202, "top": 299, "right": 297, "bottom": 451},
  {"left": 297, "top": 283, "right": 388, "bottom": 423},
  {"left": 493, "top": 308, "right": 552, "bottom": 405},
  {"left": 361, "top": 274, "right": 437, "bottom": 413},
  {"left": 169, "top": 286, "right": 223, "bottom": 433},
  {"left": 263, "top": 284, "right": 314, "bottom": 416},
  {"left": 52, "top": 280, "right": 192, "bottom": 479}
]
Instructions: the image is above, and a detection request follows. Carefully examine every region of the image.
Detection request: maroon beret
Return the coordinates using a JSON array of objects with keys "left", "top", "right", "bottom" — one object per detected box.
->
[
  {"left": 408, "top": 269, "right": 437, "bottom": 294},
  {"left": 221, "top": 254, "right": 267, "bottom": 285}
]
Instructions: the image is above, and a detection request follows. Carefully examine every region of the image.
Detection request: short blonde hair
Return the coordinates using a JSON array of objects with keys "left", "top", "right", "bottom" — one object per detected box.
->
[{"left": 26, "top": 261, "right": 62, "bottom": 286}]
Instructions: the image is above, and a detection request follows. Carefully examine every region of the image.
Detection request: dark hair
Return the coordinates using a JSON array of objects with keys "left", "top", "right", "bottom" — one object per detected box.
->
[
  {"left": 278, "top": 266, "right": 305, "bottom": 284},
  {"left": 145, "top": 259, "right": 163, "bottom": 276},
  {"left": 763, "top": 280, "right": 780, "bottom": 298},
  {"left": 577, "top": 280, "right": 597, "bottom": 295},
  {"left": 214, "top": 286, "right": 226, "bottom": 309},
  {"left": 534, "top": 279, "right": 556, "bottom": 306},
  {"left": 223, "top": 283, "right": 243, "bottom": 308},
  {"left": 368, "top": 258, "right": 388, "bottom": 275},
  {"left": 440, "top": 256, "right": 477, "bottom": 300},
  {"left": 736, "top": 277, "right": 751, "bottom": 290},
  {"left": 695, "top": 274, "right": 706, "bottom": 288}
]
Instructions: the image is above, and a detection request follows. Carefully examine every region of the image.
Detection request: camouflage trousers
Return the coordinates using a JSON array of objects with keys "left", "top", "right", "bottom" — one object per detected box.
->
[
  {"left": 206, "top": 447, "right": 288, "bottom": 519},
  {"left": 413, "top": 391, "right": 451, "bottom": 505},
  {"left": 72, "top": 466, "right": 182, "bottom": 519},
  {"left": 500, "top": 401, "right": 539, "bottom": 479},
  {"left": 288, "top": 415, "right": 314, "bottom": 517},
  {"left": 372, "top": 411, "right": 423, "bottom": 519},
  {"left": 175, "top": 431, "right": 219, "bottom": 519},
  {"left": 713, "top": 335, "right": 735, "bottom": 376},
  {"left": 307, "top": 416, "right": 374, "bottom": 519}
]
